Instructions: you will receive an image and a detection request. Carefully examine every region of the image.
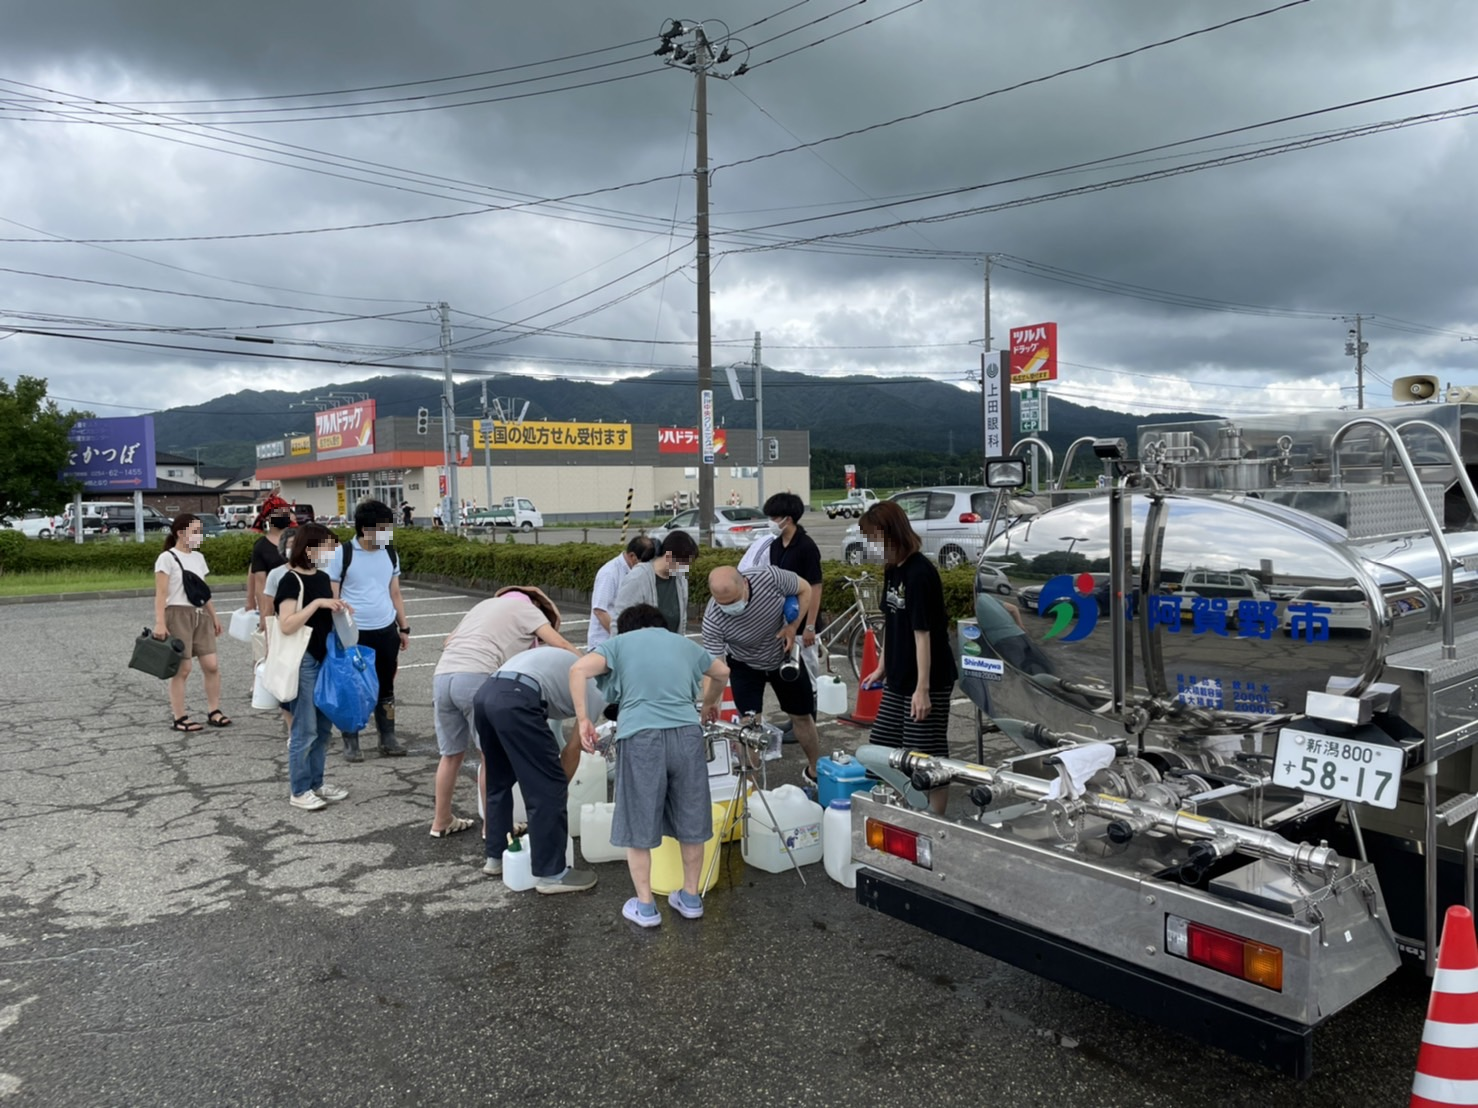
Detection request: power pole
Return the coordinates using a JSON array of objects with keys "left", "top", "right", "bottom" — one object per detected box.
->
[
  {"left": 438, "top": 301, "right": 458, "bottom": 529},
  {"left": 480, "top": 378, "right": 492, "bottom": 511},
  {"left": 981, "top": 255, "right": 995, "bottom": 484},
  {"left": 656, "top": 18, "right": 749, "bottom": 545},
  {"left": 1345, "top": 314, "right": 1368, "bottom": 410},
  {"left": 753, "top": 331, "right": 765, "bottom": 508}
]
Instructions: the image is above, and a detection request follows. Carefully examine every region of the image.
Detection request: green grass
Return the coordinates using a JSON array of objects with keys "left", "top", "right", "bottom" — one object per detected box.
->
[{"left": 0, "top": 569, "right": 158, "bottom": 596}]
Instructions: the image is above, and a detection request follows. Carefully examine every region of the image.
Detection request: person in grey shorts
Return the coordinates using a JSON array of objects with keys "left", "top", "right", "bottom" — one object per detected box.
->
[
  {"left": 571, "top": 604, "right": 728, "bottom": 928},
  {"left": 430, "top": 586, "right": 576, "bottom": 838}
]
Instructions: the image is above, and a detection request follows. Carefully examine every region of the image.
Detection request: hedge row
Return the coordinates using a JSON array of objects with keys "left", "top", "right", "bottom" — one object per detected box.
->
[{"left": 0, "top": 527, "right": 980, "bottom": 621}]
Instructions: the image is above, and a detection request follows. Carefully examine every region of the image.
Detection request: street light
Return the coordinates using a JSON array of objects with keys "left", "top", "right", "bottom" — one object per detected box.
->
[{"left": 1060, "top": 535, "right": 1089, "bottom": 555}]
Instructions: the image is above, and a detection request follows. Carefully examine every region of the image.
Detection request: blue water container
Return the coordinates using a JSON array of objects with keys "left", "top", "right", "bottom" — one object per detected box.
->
[{"left": 816, "top": 751, "right": 872, "bottom": 809}]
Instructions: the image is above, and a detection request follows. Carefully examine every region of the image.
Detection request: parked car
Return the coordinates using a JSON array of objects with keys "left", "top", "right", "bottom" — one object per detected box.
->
[
  {"left": 649, "top": 507, "right": 776, "bottom": 550},
  {"left": 3, "top": 512, "right": 61, "bottom": 538},
  {"left": 57, "top": 511, "right": 108, "bottom": 539},
  {"left": 98, "top": 505, "right": 172, "bottom": 534},
  {"left": 1287, "top": 584, "right": 1370, "bottom": 631},
  {"left": 841, "top": 486, "right": 1006, "bottom": 569},
  {"left": 824, "top": 489, "right": 879, "bottom": 519},
  {"left": 1177, "top": 568, "right": 1271, "bottom": 602},
  {"left": 975, "top": 563, "right": 1014, "bottom": 595},
  {"left": 220, "top": 504, "right": 258, "bottom": 529},
  {"left": 197, "top": 513, "right": 227, "bottom": 537},
  {"left": 1017, "top": 573, "right": 1114, "bottom": 616},
  {"left": 465, "top": 496, "right": 544, "bottom": 531},
  {"left": 289, "top": 504, "right": 315, "bottom": 526}
]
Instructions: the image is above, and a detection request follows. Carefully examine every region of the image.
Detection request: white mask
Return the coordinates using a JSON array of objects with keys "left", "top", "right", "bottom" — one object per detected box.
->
[
  {"left": 374, "top": 529, "right": 394, "bottom": 545},
  {"left": 187, "top": 533, "right": 204, "bottom": 549}
]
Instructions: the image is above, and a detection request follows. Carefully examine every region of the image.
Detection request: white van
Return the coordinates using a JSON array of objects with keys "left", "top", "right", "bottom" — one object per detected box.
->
[{"left": 221, "top": 504, "right": 258, "bottom": 529}]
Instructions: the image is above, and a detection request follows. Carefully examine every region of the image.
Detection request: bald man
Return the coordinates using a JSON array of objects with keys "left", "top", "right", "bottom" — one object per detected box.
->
[{"left": 700, "top": 564, "right": 820, "bottom": 783}]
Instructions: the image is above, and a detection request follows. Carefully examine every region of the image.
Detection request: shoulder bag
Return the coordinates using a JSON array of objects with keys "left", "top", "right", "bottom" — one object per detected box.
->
[
  {"left": 167, "top": 550, "right": 213, "bottom": 608},
  {"left": 261, "top": 572, "right": 312, "bottom": 702}
]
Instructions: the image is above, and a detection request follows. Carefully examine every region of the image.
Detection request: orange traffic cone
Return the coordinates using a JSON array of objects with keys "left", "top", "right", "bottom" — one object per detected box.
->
[
  {"left": 840, "top": 628, "right": 883, "bottom": 727},
  {"left": 1412, "top": 905, "right": 1478, "bottom": 1107},
  {"left": 718, "top": 684, "right": 740, "bottom": 723}
]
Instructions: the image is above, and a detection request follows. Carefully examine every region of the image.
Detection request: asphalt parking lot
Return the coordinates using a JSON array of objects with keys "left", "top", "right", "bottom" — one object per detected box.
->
[{"left": 0, "top": 579, "right": 1430, "bottom": 1106}]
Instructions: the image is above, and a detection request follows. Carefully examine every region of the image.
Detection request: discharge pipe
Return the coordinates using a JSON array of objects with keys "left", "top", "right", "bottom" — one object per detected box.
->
[{"left": 888, "top": 750, "right": 1341, "bottom": 880}]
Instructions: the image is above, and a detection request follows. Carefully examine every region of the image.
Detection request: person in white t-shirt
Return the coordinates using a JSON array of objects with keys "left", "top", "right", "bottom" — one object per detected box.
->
[
  {"left": 151, "top": 513, "right": 228, "bottom": 733},
  {"left": 588, "top": 536, "right": 655, "bottom": 649},
  {"left": 430, "top": 587, "right": 579, "bottom": 840}
]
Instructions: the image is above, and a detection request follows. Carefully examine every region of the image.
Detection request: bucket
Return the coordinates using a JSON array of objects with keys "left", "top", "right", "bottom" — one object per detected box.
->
[
  {"left": 649, "top": 801, "right": 726, "bottom": 895},
  {"left": 579, "top": 802, "right": 625, "bottom": 864},
  {"left": 251, "top": 661, "right": 279, "bottom": 710},
  {"left": 478, "top": 781, "right": 528, "bottom": 824},
  {"left": 815, "top": 674, "right": 847, "bottom": 716},
  {"left": 823, "top": 798, "right": 862, "bottom": 888},
  {"left": 709, "top": 775, "right": 745, "bottom": 843},
  {"left": 741, "top": 784, "right": 824, "bottom": 873},
  {"left": 566, "top": 751, "right": 608, "bottom": 836},
  {"left": 816, "top": 751, "right": 873, "bottom": 809},
  {"left": 228, "top": 607, "right": 257, "bottom": 643}
]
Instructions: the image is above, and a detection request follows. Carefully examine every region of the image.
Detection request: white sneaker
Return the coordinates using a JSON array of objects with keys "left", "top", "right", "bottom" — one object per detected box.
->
[
  {"left": 482, "top": 857, "right": 502, "bottom": 876},
  {"left": 290, "top": 791, "right": 327, "bottom": 811},
  {"left": 314, "top": 784, "right": 349, "bottom": 802}
]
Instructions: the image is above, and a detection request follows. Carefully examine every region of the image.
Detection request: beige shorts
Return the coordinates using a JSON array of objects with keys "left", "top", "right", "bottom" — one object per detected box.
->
[{"left": 165, "top": 605, "right": 218, "bottom": 660}]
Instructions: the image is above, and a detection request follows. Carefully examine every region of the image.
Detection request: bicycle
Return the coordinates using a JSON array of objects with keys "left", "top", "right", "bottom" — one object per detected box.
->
[{"left": 814, "top": 573, "right": 886, "bottom": 680}]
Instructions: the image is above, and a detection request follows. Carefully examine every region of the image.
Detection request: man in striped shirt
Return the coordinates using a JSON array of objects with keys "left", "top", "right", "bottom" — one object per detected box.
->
[{"left": 700, "top": 565, "right": 819, "bottom": 783}]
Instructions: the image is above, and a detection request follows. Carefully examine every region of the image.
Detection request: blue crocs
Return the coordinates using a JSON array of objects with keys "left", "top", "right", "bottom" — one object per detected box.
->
[
  {"left": 668, "top": 889, "right": 704, "bottom": 920},
  {"left": 623, "top": 897, "right": 661, "bottom": 928}
]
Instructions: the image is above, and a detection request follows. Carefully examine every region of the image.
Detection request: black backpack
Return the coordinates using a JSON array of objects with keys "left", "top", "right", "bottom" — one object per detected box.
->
[
  {"left": 337, "top": 539, "right": 399, "bottom": 584},
  {"left": 167, "top": 550, "right": 213, "bottom": 608}
]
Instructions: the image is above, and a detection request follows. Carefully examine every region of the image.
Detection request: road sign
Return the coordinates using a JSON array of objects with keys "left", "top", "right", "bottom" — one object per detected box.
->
[
  {"left": 1020, "top": 388, "right": 1048, "bottom": 434},
  {"left": 700, "top": 389, "right": 715, "bottom": 465}
]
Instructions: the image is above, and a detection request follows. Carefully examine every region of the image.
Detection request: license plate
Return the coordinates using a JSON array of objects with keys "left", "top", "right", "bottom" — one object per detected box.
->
[{"left": 1271, "top": 728, "right": 1404, "bottom": 809}]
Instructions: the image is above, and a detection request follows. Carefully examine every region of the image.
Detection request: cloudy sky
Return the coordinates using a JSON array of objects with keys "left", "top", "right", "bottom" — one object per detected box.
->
[{"left": 2, "top": 0, "right": 1476, "bottom": 425}]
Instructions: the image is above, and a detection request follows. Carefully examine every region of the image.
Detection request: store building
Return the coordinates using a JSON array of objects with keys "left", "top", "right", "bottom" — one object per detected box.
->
[{"left": 251, "top": 400, "right": 811, "bottom": 523}]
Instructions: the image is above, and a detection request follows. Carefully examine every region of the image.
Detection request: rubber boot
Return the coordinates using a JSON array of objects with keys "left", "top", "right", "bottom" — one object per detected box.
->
[
  {"left": 376, "top": 700, "right": 405, "bottom": 757},
  {"left": 342, "top": 732, "right": 363, "bottom": 763}
]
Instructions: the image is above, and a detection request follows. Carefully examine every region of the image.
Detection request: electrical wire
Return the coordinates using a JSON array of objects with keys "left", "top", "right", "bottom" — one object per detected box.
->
[{"left": 746, "top": 0, "right": 925, "bottom": 70}]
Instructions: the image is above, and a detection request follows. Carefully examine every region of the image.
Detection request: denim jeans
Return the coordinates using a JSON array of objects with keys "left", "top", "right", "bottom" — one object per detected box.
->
[{"left": 286, "top": 653, "right": 332, "bottom": 796}]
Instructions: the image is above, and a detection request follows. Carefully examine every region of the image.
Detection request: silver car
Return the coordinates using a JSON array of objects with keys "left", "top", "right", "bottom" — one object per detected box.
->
[
  {"left": 841, "top": 487, "right": 1007, "bottom": 570},
  {"left": 649, "top": 507, "right": 777, "bottom": 549}
]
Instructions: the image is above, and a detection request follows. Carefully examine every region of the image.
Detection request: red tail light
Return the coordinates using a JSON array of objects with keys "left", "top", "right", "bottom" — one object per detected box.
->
[
  {"left": 864, "top": 817, "right": 933, "bottom": 869},
  {"left": 1165, "top": 915, "right": 1283, "bottom": 991},
  {"left": 958, "top": 512, "right": 982, "bottom": 523}
]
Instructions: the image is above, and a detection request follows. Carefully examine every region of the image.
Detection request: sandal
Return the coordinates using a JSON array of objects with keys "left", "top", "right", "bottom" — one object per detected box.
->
[
  {"left": 429, "top": 816, "right": 475, "bottom": 839},
  {"left": 171, "top": 716, "right": 203, "bottom": 733},
  {"left": 206, "top": 710, "right": 233, "bottom": 728},
  {"left": 801, "top": 764, "right": 819, "bottom": 787}
]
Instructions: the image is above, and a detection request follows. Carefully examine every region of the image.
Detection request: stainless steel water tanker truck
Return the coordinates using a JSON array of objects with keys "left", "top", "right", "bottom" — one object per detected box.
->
[{"left": 851, "top": 403, "right": 1478, "bottom": 1077}]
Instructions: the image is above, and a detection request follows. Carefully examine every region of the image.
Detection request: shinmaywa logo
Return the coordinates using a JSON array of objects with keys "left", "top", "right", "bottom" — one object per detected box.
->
[{"left": 1040, "top": 572, "right": 1099, "bottom": 642}]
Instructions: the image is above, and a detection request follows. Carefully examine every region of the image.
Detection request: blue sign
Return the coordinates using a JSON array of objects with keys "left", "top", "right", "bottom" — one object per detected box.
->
[{"left": 61, "top": 416, "right": 156, "bottom": 491}]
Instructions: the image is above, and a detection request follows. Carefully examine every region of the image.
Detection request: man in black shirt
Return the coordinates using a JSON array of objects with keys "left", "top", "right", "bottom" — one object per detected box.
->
[
  {"left": 248, "top": 508, "right": 292, "bottom": 630},
  {"left": 764, "top": 492, "right": 823, "bottom": 653}
]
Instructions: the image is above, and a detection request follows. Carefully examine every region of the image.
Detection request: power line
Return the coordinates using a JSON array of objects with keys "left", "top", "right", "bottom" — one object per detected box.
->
[{"left": 746, "top": 0, "right": 925, "bottom": 70}]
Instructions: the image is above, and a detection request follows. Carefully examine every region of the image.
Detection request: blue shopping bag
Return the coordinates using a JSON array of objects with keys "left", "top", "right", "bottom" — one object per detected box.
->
[{"left": 314, "top": 631, "right": 379, "bottom": 734}]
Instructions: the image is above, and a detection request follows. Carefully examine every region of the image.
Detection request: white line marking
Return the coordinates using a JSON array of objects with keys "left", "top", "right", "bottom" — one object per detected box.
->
[
  {"left": 399, "top": 662, "right": 438, "bottom": 669},
  {"left": 402, "top": 595, "right": 470, "bottom": 603}
]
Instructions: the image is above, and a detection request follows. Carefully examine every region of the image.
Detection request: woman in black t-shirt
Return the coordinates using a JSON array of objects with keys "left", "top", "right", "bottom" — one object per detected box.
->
[
  {"left": 275, "top": 523, "right": 352, "bottom": 812},
  {"left": 859, "top": 500, "right": 957, "bottom": 813}
]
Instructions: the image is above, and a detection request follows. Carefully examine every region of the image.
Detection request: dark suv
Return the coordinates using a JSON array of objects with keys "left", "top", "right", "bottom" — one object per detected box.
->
[{"left": 99, "top": 506, "right": 171, "bottom": 533}]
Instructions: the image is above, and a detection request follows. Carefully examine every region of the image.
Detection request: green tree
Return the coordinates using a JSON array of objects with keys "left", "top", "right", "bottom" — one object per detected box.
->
[{"left": 0, "top": 376, "right": 84, "bottom": 518}]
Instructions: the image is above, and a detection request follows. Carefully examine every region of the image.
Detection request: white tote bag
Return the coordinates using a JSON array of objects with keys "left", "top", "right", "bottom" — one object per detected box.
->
[
  {"left": 260, "top": 574, "right": 311, "bottom": 703},
  {"left": 737, "top": 534, "right": 776, "bottom": 572}
]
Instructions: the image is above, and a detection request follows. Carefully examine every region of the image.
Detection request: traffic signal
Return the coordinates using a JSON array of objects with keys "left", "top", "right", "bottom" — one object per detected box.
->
[
  {"left": 416, "top": 407, "right": 429, "bottom": 434},
  {"left": 767, "top": 437, "right": 779, "bottom": 462}
]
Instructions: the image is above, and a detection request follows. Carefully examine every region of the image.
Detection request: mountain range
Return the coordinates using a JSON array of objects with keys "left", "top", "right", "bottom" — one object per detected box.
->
[{"left": 147, "top": 369, "right": 1216, "bottom": 468}]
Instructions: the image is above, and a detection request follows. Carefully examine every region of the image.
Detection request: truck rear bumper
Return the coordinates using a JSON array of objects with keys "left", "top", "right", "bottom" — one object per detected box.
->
[{"left": 856, "top": 867, "right": 1316, "bottom": 1079}]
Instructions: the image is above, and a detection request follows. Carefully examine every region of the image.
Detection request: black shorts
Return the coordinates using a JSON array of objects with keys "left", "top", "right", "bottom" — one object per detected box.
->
[{"left": 727, "top": 656, "right": 816, "bottom": 718}]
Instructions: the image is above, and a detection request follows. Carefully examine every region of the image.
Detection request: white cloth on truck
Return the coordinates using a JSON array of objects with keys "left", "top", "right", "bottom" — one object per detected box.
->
[{"left": 1043, "top": 743, "right": 1116, "bottom": 800}]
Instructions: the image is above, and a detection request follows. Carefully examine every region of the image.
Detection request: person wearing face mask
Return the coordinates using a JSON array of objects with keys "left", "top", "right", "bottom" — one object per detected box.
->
[
  {"left": 152, "top": 513, "right": 229, "bottom": 732},
  {"left": 701, "top": 563, "right": 820, "bottom": 783},
  {"left": 274, "top": 524, "right": 352, "bottom": 811},
  {"left": 589, "top": 535, "right": 655, "bottom": 649},
  {"left": 858, "top": 500, "right": 957, "bottom": 815},
  {"left": 248, "top": 508, "right": 293, "bottom": 631},
  {"left": 324, "top": 499, "right": 411, "bottom": 761},
  {"left": 608, "top": 531, "right": 697, "bottom": 635}
]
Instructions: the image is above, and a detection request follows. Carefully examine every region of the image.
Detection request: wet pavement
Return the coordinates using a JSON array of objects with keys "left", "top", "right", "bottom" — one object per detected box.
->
[{"left": 0, "top": 584, "right": 1428, "bottom": 1106}]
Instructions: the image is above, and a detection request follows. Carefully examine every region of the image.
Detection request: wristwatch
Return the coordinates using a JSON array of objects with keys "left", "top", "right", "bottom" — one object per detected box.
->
[
  {"left": 804, "top": 624, "right": 816, "bottom": 632},
  {"left": 398, "top": 625, "right": 411, "bottom": 634}
]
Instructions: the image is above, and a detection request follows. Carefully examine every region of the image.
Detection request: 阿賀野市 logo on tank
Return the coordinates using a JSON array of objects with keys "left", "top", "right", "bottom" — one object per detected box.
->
[{"left": 1040, "top": 573, "right": 1098, "bottom": 642}]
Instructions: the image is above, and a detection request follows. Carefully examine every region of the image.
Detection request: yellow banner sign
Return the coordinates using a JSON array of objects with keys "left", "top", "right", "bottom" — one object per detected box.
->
[
  {"left": 290, "top": 435, "right": 312, "bottom": 456},
  {"left": 473, "top": 420, "right": 632, "bottom": 451}
]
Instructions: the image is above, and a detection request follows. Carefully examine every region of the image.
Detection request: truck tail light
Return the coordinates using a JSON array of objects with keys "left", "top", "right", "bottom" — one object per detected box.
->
[
  {"left": 1165, "top": 915, "right": 1283, "bottom": 991},
  {"left": 864, "top": 817, "right": 933, "bottom": 869}
]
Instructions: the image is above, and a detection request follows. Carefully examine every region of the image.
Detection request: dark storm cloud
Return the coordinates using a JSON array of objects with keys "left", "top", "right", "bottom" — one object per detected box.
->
[{"left": 1, "top": 0, "right": 1476, "bottom": 417}]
